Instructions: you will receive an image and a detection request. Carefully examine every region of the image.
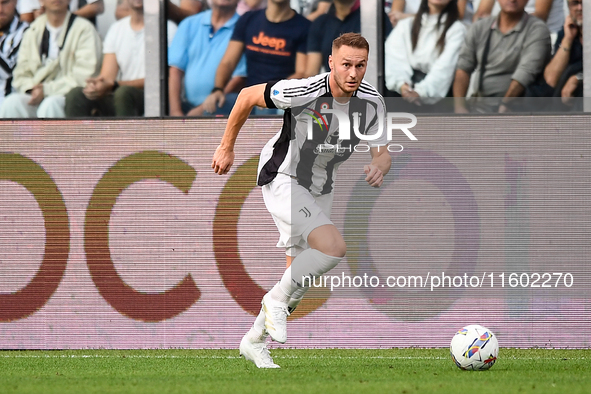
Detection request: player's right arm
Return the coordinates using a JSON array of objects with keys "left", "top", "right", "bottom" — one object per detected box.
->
[{"left": 212, "top": 84, "right": 267, "bottom": 175}]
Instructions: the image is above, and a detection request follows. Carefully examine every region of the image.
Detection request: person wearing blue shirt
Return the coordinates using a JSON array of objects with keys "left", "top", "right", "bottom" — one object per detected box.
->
[{"left": 168, "top": 0, "right": 247, "bottom": 116}]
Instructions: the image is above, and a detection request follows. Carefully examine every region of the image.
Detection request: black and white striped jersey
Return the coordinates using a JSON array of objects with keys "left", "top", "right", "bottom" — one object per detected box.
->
[
  {"left": 0, "top": 17, "right": 28, "bottom": 105},
  {"left": 258, "top": 72, "right": 388, "bottom": 196}
]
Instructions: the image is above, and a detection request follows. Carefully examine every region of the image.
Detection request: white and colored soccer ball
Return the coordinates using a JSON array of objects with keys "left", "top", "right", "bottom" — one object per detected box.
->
[{"left": 450, "top": 324, "right": 498, "bottom": 370}]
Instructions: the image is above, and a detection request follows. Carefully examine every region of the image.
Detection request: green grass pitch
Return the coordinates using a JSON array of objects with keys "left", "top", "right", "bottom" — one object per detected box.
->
[{"left": 0, "top": 349, "right": 589, "bottom": 393}]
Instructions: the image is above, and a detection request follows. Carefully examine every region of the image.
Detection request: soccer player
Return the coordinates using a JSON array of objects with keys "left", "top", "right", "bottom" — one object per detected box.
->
[{"left": 211, "top": 32, "right": 391, "bottom": 368}]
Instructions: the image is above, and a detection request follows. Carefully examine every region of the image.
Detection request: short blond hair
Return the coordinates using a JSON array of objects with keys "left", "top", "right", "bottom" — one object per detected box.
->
[{"left": 332, "top": 33, "right": 370, "bottom": 53}]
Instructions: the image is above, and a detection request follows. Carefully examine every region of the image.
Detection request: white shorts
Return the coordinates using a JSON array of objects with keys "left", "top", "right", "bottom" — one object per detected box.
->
[{"left": 262, "top": 174, "right": 334, "bottom": 257}]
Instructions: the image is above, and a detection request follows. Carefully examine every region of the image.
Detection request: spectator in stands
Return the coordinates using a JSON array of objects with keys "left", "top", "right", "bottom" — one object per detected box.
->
[
  {"left": 17, "top": 0, "right": 38, "bottom": 23},
  {"left": 20, "top": 0, "right": 105, "bottom": 25},
  {"left": 472, "top": 0, "right": 493, "bottom": 20},
  {"left": 202, "top": 0, "right": 310, "bottom": 115},
  {"left": 65, "top": 0, "right": 145, "bottom": 117},
  {"left": 385, "top": 0, "right": 466, "bottom": 105},
  {"left": 473, "top": 0, "right": 563, "bottom": 36},
  {"left": 0, "top": 0, "right": 101, "bottom": 118},
  {"left": 116, "top": 0, "right": 203, "bottom": 24},
  {"left": 168, "top": 0, "right": 246, "bottom": 116},
  {"left": 452, "top": 0, "right": 551, "bottom": 113},
  {"left": 292, "top": 0, "right": 332, "bottom": 20},
  {"left": 305, "top": 0, "right": 359, "bottom": 76},
  {"left": 543, "top": 0, "right": 582, "bottom": 102},
  {"left": 237, "top": 0, "right": 331, "bottom": 19},
  {"left": 458, "top": 0, "right": 475, "bottom": 24},
  {"left": 391, "top": 0, "right": 476, "bottom": 27},
  {"left": 388, "top": 0, "right": 421, "bottom": 27},
  {"left": 0, "top": 0, "right": 28, "bottom": 107},
  {"left": 69, "top": 0, "right": 104, "bottom": 25},
  {"left": 236, "top": 0, "right": 265, "bottom": 15}
]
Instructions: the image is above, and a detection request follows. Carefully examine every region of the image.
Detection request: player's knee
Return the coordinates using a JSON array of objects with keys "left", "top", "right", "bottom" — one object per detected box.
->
[
  {"left": 323, "top": 238, "right": 347, "bottom": 259},
  {"left": 308, "top": 225, "right": 346, "bottom": 258}
]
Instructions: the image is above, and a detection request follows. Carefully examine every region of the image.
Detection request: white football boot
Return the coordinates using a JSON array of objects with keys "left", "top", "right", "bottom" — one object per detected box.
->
[
  {"left": 239, "top": 331, "right": 280, "bottom": 368},
  {"left": 262, "top": 293, "right": 289, "bottom": 343}
]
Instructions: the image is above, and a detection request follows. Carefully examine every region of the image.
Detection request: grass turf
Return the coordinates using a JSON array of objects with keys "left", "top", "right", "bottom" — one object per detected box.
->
[{"left": 0, "top": 349, "right": 589, "bottom": 394}]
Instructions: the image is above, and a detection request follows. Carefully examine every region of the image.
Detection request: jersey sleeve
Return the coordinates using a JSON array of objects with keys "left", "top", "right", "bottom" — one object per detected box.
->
[{"left": 264, "top": 75, "right": 326, "bottom": 110}]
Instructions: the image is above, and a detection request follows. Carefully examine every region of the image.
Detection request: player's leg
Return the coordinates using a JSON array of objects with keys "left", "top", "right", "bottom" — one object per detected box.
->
[
  {"left": 263, "top": 184, "right": 343, "bottom": 343},
  {"left": 240, "top": 253, "right": 294, "bottom": 368},
  {"left": 239, "top": 329, "right": 279, "bottom": 368},
  {"left": 270, "top": 224, "right": 345, "bottom": 307},
  {"left": 284, "top": 254, "right": 308, "bottom": 313},
  {"left": 283, "top": 193, "right": 336, "bottom": 314},
  {"left": 246, "top": 251, "right": 295, "bottom": 332},
  {"left": 263, "top": 226, "right": 344, "bottom": 343},
  {"left": 239, "top": 181, "right": 294, "bottom": 368},
  {"left": 240, "top": 290, "right": 280, "bottom": 368}
]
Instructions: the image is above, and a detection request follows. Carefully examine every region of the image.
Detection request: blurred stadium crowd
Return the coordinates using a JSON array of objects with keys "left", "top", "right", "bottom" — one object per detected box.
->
[{"left": 0, "top": 0, "right": 584, "bottom": 117}]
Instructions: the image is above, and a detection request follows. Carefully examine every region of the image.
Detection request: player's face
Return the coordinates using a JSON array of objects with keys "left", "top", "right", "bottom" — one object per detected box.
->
[
  {"left": 0, "top": 0, "right": 16, "bottom": 29},
  {"left": 328, "top": 45, "right": 368, "bottom": 97}
]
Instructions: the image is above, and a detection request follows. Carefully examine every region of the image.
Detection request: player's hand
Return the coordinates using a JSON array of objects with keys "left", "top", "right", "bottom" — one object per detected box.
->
[
  {"left": 364, "top": 164, "right": 384, "bottom": 188},
  {"left": 202, "top": 91, "right": 225, "bottom": 114},
  {"left": 212, "top": 145, "right": 235, "bottom": 175}
]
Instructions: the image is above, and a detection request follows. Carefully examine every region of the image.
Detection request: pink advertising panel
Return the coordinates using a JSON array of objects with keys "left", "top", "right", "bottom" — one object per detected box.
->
[{"left": 0, "top": 116, "right": 589, "bottom": 349}]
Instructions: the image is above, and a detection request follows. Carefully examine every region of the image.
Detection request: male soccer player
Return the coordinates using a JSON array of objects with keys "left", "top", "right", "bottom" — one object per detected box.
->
[{"left": 211, "top": 32, "right": 391, "bottom": 368}]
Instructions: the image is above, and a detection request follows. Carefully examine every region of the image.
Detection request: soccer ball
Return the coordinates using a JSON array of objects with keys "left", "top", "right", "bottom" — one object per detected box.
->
[{"left": 450, "top": 324, "right": 498, "bottom": 370}]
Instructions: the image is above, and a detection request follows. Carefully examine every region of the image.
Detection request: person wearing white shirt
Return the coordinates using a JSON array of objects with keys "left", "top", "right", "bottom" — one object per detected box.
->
[
  {"left": 65, "top": 0, "right": 145, "bottom": 116},
  {"left": 0, "top": 0, "right": 102, "bottom": 118},
  {"left": 385, "top": 0, "right": 466, "bottom": 104}
]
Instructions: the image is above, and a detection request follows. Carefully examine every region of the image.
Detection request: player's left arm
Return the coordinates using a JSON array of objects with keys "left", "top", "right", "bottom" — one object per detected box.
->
[
  {"left": 212, "top": 84, "right": 267, "bottom": 175},
  {"left": 365, "top": 147, "right": 392, "bottom": 188}
]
